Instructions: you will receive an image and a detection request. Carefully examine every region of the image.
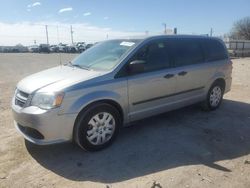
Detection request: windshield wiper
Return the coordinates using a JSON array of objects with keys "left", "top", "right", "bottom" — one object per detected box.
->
[
  {"left": 64, "top": 61, "right": 73, "bottom": 67},
  {"left": 66, "top": 61, "right": 90, "bottom": 70}
]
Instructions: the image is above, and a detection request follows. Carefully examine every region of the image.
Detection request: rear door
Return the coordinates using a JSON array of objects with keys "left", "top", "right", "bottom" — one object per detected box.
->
[{"left": 168, "top": 38, "right": 215, "bottom": 100}]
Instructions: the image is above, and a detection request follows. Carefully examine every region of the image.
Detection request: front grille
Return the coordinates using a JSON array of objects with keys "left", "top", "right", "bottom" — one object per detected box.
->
[
  {"left": 15, "top": 89, "right": 29, "bottom": 107},
  {"left": 18, "top": 124, "right": 44, "bottom": 140},
  {"left": 15, "top": 99, "right": 26, "bottom": 107}
]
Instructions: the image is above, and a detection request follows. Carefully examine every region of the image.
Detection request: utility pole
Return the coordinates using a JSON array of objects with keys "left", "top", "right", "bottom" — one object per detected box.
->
[
  {"left": 162, "top": 23, "right": 167, "bottom": 34},
  {"left": 56, "top": 26, "right": 60, "bottom": 43},
  {"left": 45, "top": 25, "right": 49, "bottom": 45},
  {"left": 174, "top": 28, "right": 177, "bottom": 35},
  {"left": 56, "top": 25, "right": 62, "bottom": 66},
  {"left": 210, "top": 28, "right": 213, "bottom": 37},
  {"left": 70, "top": 25, "right": 74, "bottom": 45}
]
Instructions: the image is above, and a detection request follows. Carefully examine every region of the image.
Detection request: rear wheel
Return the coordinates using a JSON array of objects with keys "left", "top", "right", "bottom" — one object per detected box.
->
[
  {"left": 202, "top": 82, "right": 224, "bottom": 111},
  {"left": 74, "top": 103, "right": 121, "bottom": 151}
]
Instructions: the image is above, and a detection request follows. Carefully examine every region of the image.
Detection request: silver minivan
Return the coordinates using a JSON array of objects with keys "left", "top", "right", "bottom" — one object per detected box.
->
[{"left": 12, "top": 35, "right": 232, "bottom": 151}]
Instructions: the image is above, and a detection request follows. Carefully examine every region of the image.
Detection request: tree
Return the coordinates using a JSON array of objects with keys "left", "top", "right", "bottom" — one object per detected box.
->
[{"left": 230, "top": 17, "right": 250, "bottom": 40}]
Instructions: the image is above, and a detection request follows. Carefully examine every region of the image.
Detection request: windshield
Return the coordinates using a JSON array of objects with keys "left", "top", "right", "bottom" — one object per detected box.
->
[{"left": 71, "top": 40, "right": 140, "bottom": 71}]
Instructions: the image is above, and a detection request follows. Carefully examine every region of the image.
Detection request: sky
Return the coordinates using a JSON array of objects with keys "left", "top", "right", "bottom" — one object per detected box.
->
[{"left": 0, "top": 0, "right": 249, "bottom": 45}]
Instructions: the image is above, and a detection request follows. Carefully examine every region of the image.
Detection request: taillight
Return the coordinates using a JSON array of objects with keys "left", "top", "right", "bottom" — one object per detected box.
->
[
  {"left": 229, "top": 59, "right": 233, "bottom": 69},
  {"left": 227, "top": 59, "right": 233, "bottom": 74}
]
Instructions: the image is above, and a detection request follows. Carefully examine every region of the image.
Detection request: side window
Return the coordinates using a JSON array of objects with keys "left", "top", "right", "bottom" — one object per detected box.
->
[
  {"left": 203, "top": 39, "right": 228, "bottom": 61},
  {"left": 169, "top": 39, "right": 204, "bottom": 67},
  {"left": 132, "top": 41, "right": 171, "bottom": 72}
]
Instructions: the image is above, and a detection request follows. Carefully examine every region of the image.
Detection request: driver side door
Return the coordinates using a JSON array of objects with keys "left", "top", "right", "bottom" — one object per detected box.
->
[{"left": 126, "top": 40, "right": 178, "bottom": 121}]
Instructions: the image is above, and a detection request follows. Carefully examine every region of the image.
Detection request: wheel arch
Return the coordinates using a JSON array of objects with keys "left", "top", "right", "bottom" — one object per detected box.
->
[
  {"left": 202, "top": 77, "right": 226, "bottom": 111},
  {"left": 207, "top": 71, "right": 226, "bottom": 92},
  {"left": 81, "top": 99, "right": 124, "bottom": 122},
  {"left": 73, "top": 99, "right": 124, "bottom": 139},
  {"left": 211, "top": 78, "right": 226, "bottom": 91}
]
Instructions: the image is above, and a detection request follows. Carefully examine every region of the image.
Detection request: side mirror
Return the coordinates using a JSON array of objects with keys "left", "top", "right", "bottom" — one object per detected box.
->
[{"left": 129, "top": 60, "right": 145, "bottom": 74}]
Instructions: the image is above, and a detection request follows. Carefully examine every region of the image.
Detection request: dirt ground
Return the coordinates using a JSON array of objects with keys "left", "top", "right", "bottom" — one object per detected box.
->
[{"left": 0, "top": 53, "right": 250, "bottom": 188}]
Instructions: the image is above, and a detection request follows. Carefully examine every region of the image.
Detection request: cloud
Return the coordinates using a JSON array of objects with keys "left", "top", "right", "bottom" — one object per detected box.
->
[
  {"left": 103, "top": 16, "right": 109, "bottom": 20},
  {"left": 27, "top": 2, "right": 41, "bottom": 8},
  {"left": 32, "top": 2, "right": 41, "bottom": 7},
  {"left": 0, "top": 21, "right": 144, "bottom": 46},
  {"left": 83, "top": 12, "right": 91, "bottom": 16},
  {"left": 58, "top": 7, "right": 73, "bottom": 13}
]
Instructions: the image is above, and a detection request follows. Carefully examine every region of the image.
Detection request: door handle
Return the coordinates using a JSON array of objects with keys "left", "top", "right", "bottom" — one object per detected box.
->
[
  {"left": 178, "top": 71, "right": 187, "bottom": 76},
  {"left": 164, "top": 73, "right": 175, "bottom": 79}
]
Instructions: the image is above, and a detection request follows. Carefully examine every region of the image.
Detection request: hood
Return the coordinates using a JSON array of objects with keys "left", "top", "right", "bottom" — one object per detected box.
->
[{"left": 17, "top": 65, "right": 102, "bottom": 93}]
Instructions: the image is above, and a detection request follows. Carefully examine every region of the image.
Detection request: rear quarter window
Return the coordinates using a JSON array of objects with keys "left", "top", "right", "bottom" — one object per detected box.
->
[{"left": 202, "top": 39, "right": 228, "bottom": 61}]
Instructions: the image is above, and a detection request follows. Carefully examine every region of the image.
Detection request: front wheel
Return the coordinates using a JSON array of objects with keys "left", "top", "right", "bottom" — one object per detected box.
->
[
  {"left": 74, "top": 103, "right": 121, "bottom": 151},
  {"left": 202, "top": 82, "right": 224, "bottom": 111}
]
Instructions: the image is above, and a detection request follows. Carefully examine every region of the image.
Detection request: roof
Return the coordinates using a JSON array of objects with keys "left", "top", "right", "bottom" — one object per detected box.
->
[
  {"left": 144, "top": 34, "right": 215, "bottom": 40},
  {"left": 113, "top": 34, "right": 220, "bottom": 42}
]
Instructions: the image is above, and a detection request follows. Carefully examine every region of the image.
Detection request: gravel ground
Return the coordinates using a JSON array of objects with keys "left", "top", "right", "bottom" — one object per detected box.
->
[{"left": 0, "top": 53, "right": 250, "bottom": 188}]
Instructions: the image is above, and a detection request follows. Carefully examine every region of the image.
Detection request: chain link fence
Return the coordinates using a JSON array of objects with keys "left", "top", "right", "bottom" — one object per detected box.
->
[{"left": 224, "top": 40, "right": 250, "bottom": 57}]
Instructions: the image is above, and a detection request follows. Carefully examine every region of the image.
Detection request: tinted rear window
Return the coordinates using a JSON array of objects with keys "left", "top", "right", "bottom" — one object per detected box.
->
[
  {"left": 202, "top": 39, "right": 228, "bottom": 61},
  {"left": 167, "top": 39, "right": 204, "bottom": 67}
]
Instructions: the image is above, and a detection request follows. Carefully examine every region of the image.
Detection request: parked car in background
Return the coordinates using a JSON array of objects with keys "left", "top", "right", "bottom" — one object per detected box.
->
[
  {"left": 28, "top": 45, "right": 39, "bottom": 53},
  {"left": 4, "top": 48, "right": 11, "bottom": 53},
  {"left": 58, "top": 43, "right": 67, "bottom": 53},
  {"left": 0, "top": 45, "right": 28, "bottom": 53},
  {"left": 12, "top": 35, "right": 232, "bottom": 151},
  {"left": 49, "top": 45, "right": 59, "bottom": 53},
  {"left": 76, "top": 42, "right": 86, "bottom": 53},
  {"left": 66, "top": 44, "right": 77, "bottom": 53},
  {"left": 14, "top": 44, "right": 28, "bottom": 53},
  {"left": 85, "top": 43, "right": 94, "bottom": 50},
  {"left": 2, "top": 47, "right": 13, "bottom": 53},
  {"left": 39, "top": 44, "right": 50, "bottom": 53}
]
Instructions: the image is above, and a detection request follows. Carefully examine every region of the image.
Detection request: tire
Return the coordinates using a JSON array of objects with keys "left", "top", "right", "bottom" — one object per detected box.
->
[
  {"left": 74, "top": 103, "right": 121, "bottom": 151},
  {"left": 202, "top": 82, "right": 224, "bottom": 111}
]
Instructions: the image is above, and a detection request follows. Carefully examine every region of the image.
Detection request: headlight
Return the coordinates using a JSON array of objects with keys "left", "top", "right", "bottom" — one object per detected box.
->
[{"left": 31, "top": 92, "right": 64, "bottom": 110}]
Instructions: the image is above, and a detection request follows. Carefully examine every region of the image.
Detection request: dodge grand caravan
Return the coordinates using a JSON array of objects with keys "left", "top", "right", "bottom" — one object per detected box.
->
[{"left": 12, "top": 35, "right": 232, "bottom": 151}]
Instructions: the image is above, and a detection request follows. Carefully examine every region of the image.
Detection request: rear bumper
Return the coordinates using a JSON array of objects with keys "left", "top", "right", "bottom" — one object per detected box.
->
[
  {"left": 12, "top": 99, "right": 77, "bottom": 145},
  {"left": 225, "top": 77, "right": 232, "bottom": 93}
]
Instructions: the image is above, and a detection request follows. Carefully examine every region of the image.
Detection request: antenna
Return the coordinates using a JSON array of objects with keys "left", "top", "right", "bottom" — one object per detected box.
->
[{"left": 57, "top": 25, "right": 62, "bottom": 66}]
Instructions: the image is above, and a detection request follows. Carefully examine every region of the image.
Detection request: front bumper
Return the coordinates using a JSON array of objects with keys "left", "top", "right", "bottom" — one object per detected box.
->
[{"left": 12, "top": 99, "right": 77, "bottom": 145}]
